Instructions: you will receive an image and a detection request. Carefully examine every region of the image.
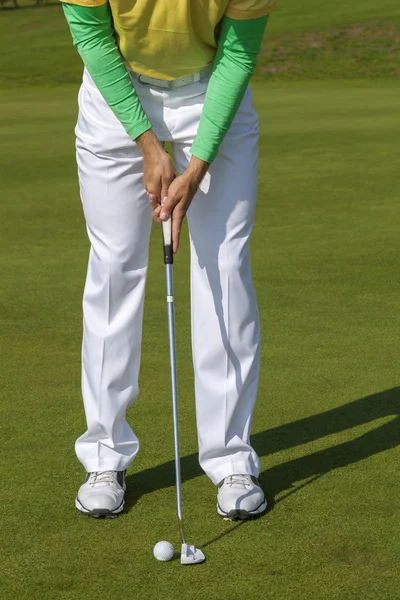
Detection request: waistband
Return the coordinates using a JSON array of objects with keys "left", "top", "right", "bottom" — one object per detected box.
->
[{"left": 128, "top": 63, "right": 213, "bottom": 90}]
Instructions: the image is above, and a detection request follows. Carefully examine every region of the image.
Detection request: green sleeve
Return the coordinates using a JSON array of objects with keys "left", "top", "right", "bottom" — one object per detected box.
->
[
  {"left": 191, "top": 15, "right": 270, "bottom": 163},
  {"left": 62, "top": 2, "right": 152, "bottom": 141}
]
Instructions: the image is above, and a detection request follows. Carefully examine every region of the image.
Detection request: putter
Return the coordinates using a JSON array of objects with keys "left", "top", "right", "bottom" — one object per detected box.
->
[{"left": 162, "top": 218, "right": 205, "bottom": 566}]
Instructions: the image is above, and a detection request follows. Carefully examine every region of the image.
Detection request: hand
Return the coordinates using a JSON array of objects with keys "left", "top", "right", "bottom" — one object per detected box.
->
[
  {"left": 154, "top": 156, "right": 209, "bottom": 253},
  {"left": 136, "top": 130, "right": 176, "bottom": 206}
]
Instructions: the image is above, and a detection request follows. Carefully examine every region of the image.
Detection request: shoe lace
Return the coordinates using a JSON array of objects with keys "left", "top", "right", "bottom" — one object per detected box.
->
[
  {"left": 89, "top": 471, "right": 117, "bottom": 486},
  {"left": 226, "top": 475, "right": 252, "bottom": 488}
]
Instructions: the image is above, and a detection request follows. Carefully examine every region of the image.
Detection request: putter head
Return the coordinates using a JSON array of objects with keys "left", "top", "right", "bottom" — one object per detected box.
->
[{"left": 180, "top": 543, "right": 205, "bottom": 565}]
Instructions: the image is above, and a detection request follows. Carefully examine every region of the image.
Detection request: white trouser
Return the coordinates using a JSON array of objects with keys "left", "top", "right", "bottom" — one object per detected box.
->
[{"left": 74, "top": 68, "right": 261, "bottom": 485}]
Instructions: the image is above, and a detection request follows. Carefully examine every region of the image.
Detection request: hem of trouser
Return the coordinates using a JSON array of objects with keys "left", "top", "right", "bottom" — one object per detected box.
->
[
  {"left": 77, "top": 459, "right": 135, "bottom": 473},
  {"left": 206, "top": 461, "right": 260, "bottom": 486}
]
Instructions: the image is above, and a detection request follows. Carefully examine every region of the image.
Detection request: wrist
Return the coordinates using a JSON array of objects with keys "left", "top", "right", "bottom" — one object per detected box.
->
[
  {"left": 136, "top": 129, "right": 161, "bottom": 155},
  {"left": 186, "top": 156, "right": 210, "bottom": 184}
]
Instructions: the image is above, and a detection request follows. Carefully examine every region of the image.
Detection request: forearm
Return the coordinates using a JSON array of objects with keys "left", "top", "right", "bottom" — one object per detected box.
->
[
  {"left": 191, "top": 14, "right": 269, "bottom": 164},
  {"left": 62, "top": 2, "right": 152, "bottom": 141}
]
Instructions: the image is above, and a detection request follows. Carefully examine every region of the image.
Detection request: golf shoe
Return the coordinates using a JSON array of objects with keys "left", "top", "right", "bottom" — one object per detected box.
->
[
  {"left": 217, "top": 474, "right": 267, "bottom": 520},
  {"left": 76, "top": 470, "right": 126, "bottom": 517}
]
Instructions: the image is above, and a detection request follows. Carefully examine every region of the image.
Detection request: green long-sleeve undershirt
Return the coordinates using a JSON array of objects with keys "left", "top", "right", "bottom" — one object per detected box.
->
[
  {"left": 191, "top": 15, "right": 269, "bottom": 162},
  {"left": 63, "top": 2, "right": 151, "bottom": 141},
  {"left": 62, "top": 3, "right": 269, "bottom": 163}
]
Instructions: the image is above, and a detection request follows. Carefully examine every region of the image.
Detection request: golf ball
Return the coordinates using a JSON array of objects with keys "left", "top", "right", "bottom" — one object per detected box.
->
[{"left": 153, "top": 541, "right": 175, "bottom": 562}]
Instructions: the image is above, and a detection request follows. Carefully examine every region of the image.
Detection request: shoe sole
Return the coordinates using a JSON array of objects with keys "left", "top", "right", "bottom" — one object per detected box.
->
[
  {"left": 75, "top": 497, "right": 125, "bottom": 518},
  {"left": 216, "top": 499, "right": 268, "bottom": 521}
]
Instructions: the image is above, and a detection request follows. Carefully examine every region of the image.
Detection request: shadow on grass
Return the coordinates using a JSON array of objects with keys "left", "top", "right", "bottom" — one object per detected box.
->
[{"left": 125, "top": 386, "right": 400, "bottom": 513}]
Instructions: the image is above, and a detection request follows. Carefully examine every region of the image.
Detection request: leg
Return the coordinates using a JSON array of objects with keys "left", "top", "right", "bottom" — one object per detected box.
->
[
  {"left": 74, "top": 70, "right": 152, "bottom": 472},
  {"left": 172, "top": 85, "right": 261, "bottom": 485}
]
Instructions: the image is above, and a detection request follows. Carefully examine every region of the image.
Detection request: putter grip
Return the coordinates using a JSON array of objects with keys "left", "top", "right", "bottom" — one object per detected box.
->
[{"left": 162, "top": 218, "right": 173, "bottom": 265}]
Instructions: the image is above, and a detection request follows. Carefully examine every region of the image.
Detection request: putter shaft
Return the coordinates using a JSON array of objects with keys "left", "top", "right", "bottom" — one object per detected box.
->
[
  {"left": 165, "top": 262, "right": 186, "bottom": 545},
  {"left": 162, "top": 221, "right": 205, "bottom": 564}
]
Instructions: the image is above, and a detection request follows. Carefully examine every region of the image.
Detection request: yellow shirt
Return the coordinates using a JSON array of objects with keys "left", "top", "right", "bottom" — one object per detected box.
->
[{"left": 62, "top": 0, "right": 276, "bottom": 79}]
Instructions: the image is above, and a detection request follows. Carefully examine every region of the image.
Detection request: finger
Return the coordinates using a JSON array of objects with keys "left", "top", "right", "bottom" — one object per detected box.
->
[
  {"left": 160, "top": 183, "right": 181, "bottom": 220},
  {"left": 161, "top": 174, "right": 175, "bottom": 200},
  {"left": 146, "top": 188, "right": 161, "bottom": 204},
  {"left": 147, "top": 193, "right": 159, "bottom": 211},
  {"left": 160, "top": 197, "right": 176, "bottom": 221},
  {"left": 172, "top": 209, "right": 185, "bottom": 253},
  {"left": 152, "top": 205, "right": 162, "bottom": 224},
  {"left": 145, "top": 174, "right": 162, "bottom": 203}
]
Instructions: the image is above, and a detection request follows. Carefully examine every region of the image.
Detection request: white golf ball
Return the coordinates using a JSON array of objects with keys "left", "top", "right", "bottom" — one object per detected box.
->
[{"left": 153, "top": 541, "right": 175, "bottom": 562}]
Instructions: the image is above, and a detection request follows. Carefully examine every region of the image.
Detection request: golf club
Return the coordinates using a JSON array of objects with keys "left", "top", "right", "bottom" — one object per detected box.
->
[{"left": 162, "top": 217, "right": 205, "bottom": 566}]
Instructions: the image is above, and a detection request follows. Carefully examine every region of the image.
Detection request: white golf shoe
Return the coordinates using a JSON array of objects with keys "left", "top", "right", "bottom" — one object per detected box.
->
[
  {"left": 217, "top": 475, "right": 267, "bottom": 520},
  {"left": 75, "top": 470, "right": 126, "bottom": 518}
]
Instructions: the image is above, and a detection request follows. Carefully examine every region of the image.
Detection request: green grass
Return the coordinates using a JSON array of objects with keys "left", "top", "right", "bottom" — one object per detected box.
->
[
  {"left": 267, "top": 0, "right": 400, "bottom": 34},
  {"left": 1, "top": 79, "right": 399, "bottom": 600},
  {"left": 0, "top": 0, "right": 399, "bottom": 84},
  {"left": 0, "top": 1, "right": 400, "bottom": 599},
  {"left": 257, "top": 21, "right": 400, "bottom": 79}
]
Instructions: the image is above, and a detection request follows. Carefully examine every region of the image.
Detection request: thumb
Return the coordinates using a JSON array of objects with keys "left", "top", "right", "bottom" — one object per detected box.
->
[
  {"left": 161, "top": 182, "right": 169, "bottom": 201},
  {"left": 161, "top": 172, "right": 175, "bottom": 201},
  {"left": 160, "top": 195, "right": 170, "bottom": 221},
  {"left": 160, "top": 192, "right": 178, "bottom": 221}
]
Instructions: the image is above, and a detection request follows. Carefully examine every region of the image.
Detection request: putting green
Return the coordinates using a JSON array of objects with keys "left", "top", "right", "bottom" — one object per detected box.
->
[
  {"left": 0, "top": 78, "right": 398, "bottom": 599},
  {"left": 1, "top": 0, "right": 399, "bottom": 596}
]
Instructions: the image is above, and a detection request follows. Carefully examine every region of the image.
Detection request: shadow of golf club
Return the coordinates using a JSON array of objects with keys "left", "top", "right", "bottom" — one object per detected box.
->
[
  {"left": 200, "top": 520, "right": 246, "bottom": 550},
  {"left": 124, "top": 386, "right": 400, "bottom": 522}
]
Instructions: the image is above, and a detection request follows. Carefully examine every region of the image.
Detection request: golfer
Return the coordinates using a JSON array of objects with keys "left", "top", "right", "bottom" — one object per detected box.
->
[{"left": 61, "top": 0, "right": 275, "bottom": 520}]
